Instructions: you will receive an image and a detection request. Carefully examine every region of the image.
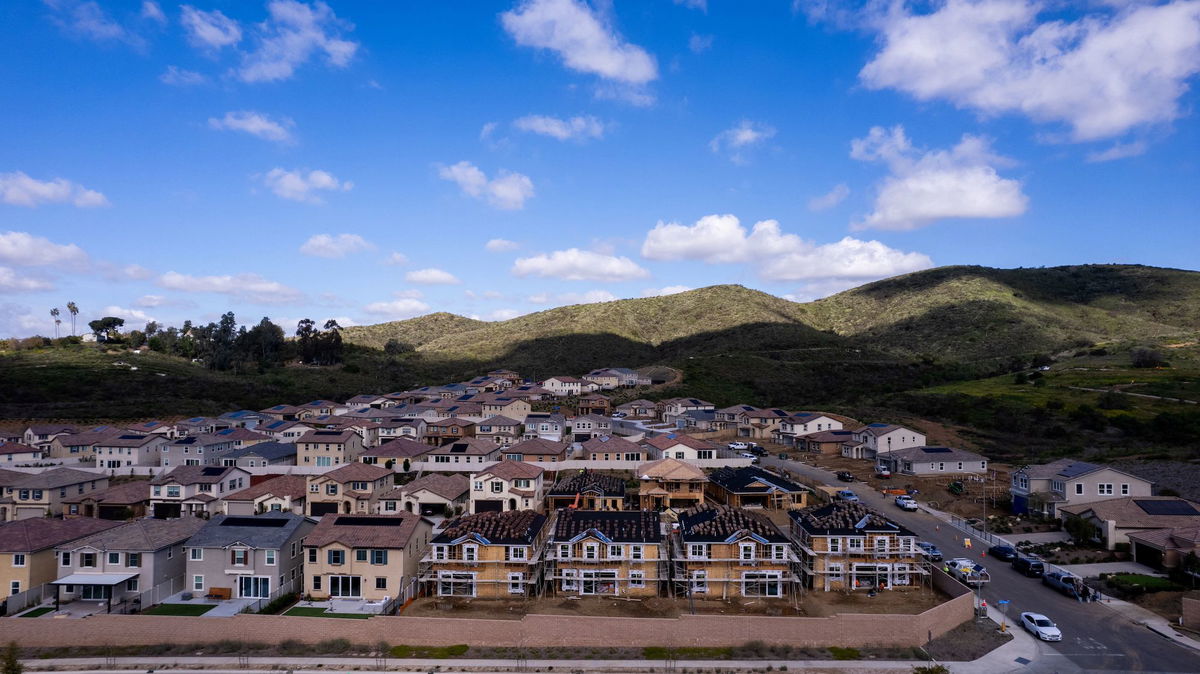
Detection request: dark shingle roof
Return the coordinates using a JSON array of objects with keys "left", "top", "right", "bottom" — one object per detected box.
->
[
  {"left": 219, "top": 442, "right": 297, "bottom": 462},
  {"left": 305, "top": 513, "right": 425, "bottom": 549},
  {"left": 362, "top": 437, "right": 433, "bottom": 459},
  {"left": 62, "top": 480, "right": 150, "bottom": 505},
  {"left": 0, "top": 518, "right": 124, "bottom": 553},
  {"left": 61, "top": 517, "right": 205, "bottom": 552},
  {"left": 186, "top": 512, "right": 310, "bottom": 549},
  {"left": 10, "top": 467, "right": 103, "bottom": 489},
  {"left": 224, "top": 475, "right": 308, "bottom": 502},
  {"left": 707, "top": 466, "right": 807, "bottom": 495}
]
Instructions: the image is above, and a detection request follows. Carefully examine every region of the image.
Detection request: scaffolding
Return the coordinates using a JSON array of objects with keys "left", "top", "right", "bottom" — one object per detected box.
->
[
  {"left": 667, "top": 533, "right": 802, "bottom": 601},
  {"left": 416, "top": 515, "right": 552, "bottom": 600},
  {"left": 543, "top": 540, "right": 669, "bottom": 597}
]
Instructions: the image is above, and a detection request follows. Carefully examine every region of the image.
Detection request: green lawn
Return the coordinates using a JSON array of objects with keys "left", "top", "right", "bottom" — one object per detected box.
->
[
  {"left": 142, "top": 603, "right": 216, "bottom": 616},
  {"left": 284, "top": 606, "right": 371, "bottom": 619},
  {"left": 18, "top": 606, "right": 54, "bottom": 618}
]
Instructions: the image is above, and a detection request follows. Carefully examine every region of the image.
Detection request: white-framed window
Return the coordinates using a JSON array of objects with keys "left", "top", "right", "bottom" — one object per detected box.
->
[
  {"left": 631, "top": 545, "right": 643, "bottom": 560},
  {"left": 828, "top": 563, "right": 843, "bottom": 582},
  {"left": 192, "top": 575, "right": 204, "bottom": 592},
  {"left": 473, "top": 481, "right": 483, "bottom": 491},
  {"left": 584, "top": 544, "right": 598, "bottom": 560},
  {"left": 508, "top": 546, "right": 526, "bottom": 561},
  {"left": 687, "top": 543, "right": 708, "bottom": 559},
  {"left": 847, "top": 537, "right": 864, "bottom": 552},
  {"left": 558, "top": 544, "right": 570, "bottom": 559},
  {"left": 490, "top": 481, "right": 503, "bottom": 493},
  {"left": 772, "top": 544, "right": 787, "bottom": 560},
  {"left": 739, "top": 543, "right": 755, "bottom": 561},
  {"left": 874, "top": 537, "right": 889, "bottom": 553},
  {"left": 433, "top": 545, "right": 447, "bottom": 561},
  {"left": 107, "top": 552, "right": 121, "bottom": 566},
  {"left": 1098, "top": 483, "right": 1114, "bottom": 496},
  {"left": 309, "top": 484, "right": 319, "bottom": 493},
  {"left": 12, "top": 553, "right": 26, "bottom": 567},
  {"left": 1121, "top": 483, "right": 1130, "bottom": 495},
  {"left": 463, "top": 545, "right": 477, "bottom": 562},
  {"left": 9, "top": 581, "right": 19, "bottom": 596},
  {"left": 265, "top": 550, "right": 277, "bottom": 566},
  {"left": 828, "top": 537, "right": 841, "bottom": 553},
  {"left": 608, "top": 545, "right": 622, "bottom": 559},
  {"left": 508, "top": 572, "right": 524, "bottom": 594},
  {"left": 126, "top": 577, "right": 139, "bottom": 592},
  {"left": 59, "top": 551, "right": 71, "bottom": 567},
  {"left": 690, "top": 570, "right": 707, "bottom": 593},
  {"left": 629, "top": 570, "right": 645, "bottom": 588},
  {"left": 561, "top": 569, "right": 578, "bottom": 592}
]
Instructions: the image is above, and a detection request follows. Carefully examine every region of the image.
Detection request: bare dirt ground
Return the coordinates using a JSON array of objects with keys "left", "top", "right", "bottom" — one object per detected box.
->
[{"left": 924, "top": 616, "right": 1014, "bottom": 661}]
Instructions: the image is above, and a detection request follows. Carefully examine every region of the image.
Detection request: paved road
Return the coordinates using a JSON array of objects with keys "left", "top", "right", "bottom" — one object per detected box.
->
[{"left": 762, "top": 455, "right": 1199, "bottom": 673}]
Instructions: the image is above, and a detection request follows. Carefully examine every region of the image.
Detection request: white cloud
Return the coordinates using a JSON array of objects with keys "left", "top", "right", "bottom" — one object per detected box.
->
[
  {"left": 259, "top": 168, "right": 351, "bottom": 204},
  {"left": 808, "top": 183, "right": 850, "bottom": 211},
  {"left": 135, "top": 295, "right": 167, "bottom": 308},
  {"left": 688, "top": 33, "right": 714, "bottom": 54},
  {"left": 465, "top": 289, "right": 505, "bottom": 301},
  {"left": 100, "top": 305, "right": 156, "bottom": 326},
  {"left": 0, "top": 232, "right": 88, "bottom": 266},
  {"left": 208, "top": 111, "right": 295, "bottom": 143},
  {"left": 237, "top": 0, "right": 359, "bottom": 83},
  {"left": 0, "top": 303, "right": 54, "bottom": 337},
  {"left": 640, "top": 214, "right": 933, "bottom": 282},
  {"left": 180, "top": 5, "right": 241, "bottom": 50},
  {"left": 160, "top": 66, "right": 207, "bottom": 86},
  {"left": 0, "top": 267, "right": 54, "bottom": 292},
  {"left": 97, "top": 263, "right": 155, "bottom": 281},
  {"left": 675, "top": 0, "right": 707, "bottom": 11},
  {"left": 513, "top": 114, "right": 605, "bottom": 141},
  {"left": 642, "top": 285, "right": 692, "bottom": 297},
  {"left": 485, "top": 238, "right": 520, "bottom": 252},
  {"left": 480, "top": 122, "right": 499, "bottom": 140},
  {"left": 513, "top": 248, "right": 649, "bottom": 282},
  {"left": 858, "top": 0, "right": 1200, "bottom": 141},
  {"left": 527, "top": 290, "right": 617, "bottom": 305},
  {"left": 141, "top": 1, "right": 166, "bottom": 24},
  {"left": 405, "top": 268, "right": 461, "bottom": 285},
  {"left": 363, "top": 298, "right": 431, "bottom": 320},
  {"left": 500, "top": 0, "right": 658, "bottom": 85},
  {"left": 710, "top": 120, "right": 776, "bottom": 163},
  {"left": 157, "top": 271, "right": 304, "bottom": 304},
  {"left": 46, "top": 0, "right": 143, "bottom": 48},
  {"left": 438, "top": 161, "right": 534, "bottom": 210},
  {"left": 1086, "top": 141, "right": 1148, "bottom": 163},
  {"left": 0, "top": 172, "right": 109, "bottom": 208},
  {"left": 850, "top": 125, "right": 1028, "bottom": 231},
  {"left": 384, "top": 252, "right": 409, "bottom": 265},
  {"left": 485, "top": 308, "right": 523, "bottom": 321},
  {"left": 782, "top": 279, "right": 868, "bottom": 302},
  {"left": 299, "top": 233, "right": 373, "bottom": 258}
]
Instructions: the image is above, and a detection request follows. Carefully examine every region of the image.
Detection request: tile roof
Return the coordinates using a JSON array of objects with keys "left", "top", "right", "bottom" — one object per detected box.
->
[
  {"left": 0, "top": 517, "right": 124, "bottom": 553},
  {"left": 678, "top": 504, "right": 788, "bottom": 543},
  {"left": 644, "top": 434, "right": 718, "bottom": 451},
  {"left": 580, "top": 435, "right": 642, "bottom": 455},
  {"left": 0, "top": 442, "right": 40, "bottom": 456},
  {"left": 547, "top": 470, "right": 627, "bottom": 497},
  {"left": 478, "top": 415, "right": 521, "bottom": 427},
  {"left": 213, "top": 428, "right": 272, "bottom": 442},
  {"left": 789, "top": 501, "right": 908, "bottom": 536},
  {"left": 551, "top": 509, "right": 661, "bottom": 543},
  {"left": 323, "top": 463, "right": 393, "bottom": 483},
  {"left": 395, "top": 473, "right": 469, "bottom": 501},
  {"left": 637, "top": 457, "right": 706, "bottom": 481},
  {"left": 224, "top": 475, "right": 309, "bottom": 501},
  {"left": 10, "top": 467, "right": 103, "bottom": 489},
  {"left": 219, "top": 442, "right": 297, "bottom": 462},
  {"left": 508, "top": 438, "right": 569, "bottom": 456},
  {"left": 430, "top": 438, "right": 499, "bottom": 455},
  {"left": 62, "top": 480, "right": 151, "bottom": 505},
  {"left": 1059, "top": 497, "right": 1200, "bottom": 529},
  {"left": 95, "top": 433, "right": 161, "bottom": 448},
  {"left": 305, "top": 513, "right": 425, "bottom": 549},
  {"left": 476, "top": 459, "right": 544, "bottom": 481},
  {"left": 707, "top": 466, "right": 807, "bottom": 495},
  {"left": 802, "top": 430, "right": 857, "bottom": 443},
  {"left": 60, "top": 516, "right": 205, "bottom": 552},
  {"left": 881, "top": 445, "right": 987, "bottom": 462},
  {"left": 187, "top": 512, "right": 311, "bottom": 549},
  {"left": 433, "top": 509, "right": 546, "bottom": 545},
  {"left": 1126, "top": 525, "right": 1200, "bottom": 551},
  {"left": 297, "top": 429, "right": 358, "bottom": 444},
  {"left": 362, "top": 437, "right": 433, "bottom": 459},
  {"left": 151, "top": 465, "right": 240, "bottom": 486}
]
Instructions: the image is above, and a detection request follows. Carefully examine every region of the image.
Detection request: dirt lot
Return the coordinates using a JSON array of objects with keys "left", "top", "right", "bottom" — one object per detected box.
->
[
  {"left": 924, "top": 615, "right": 1013, "bottom": 661},
  {"left": 403, "top": 587, "right": 949, "bottom": 620}
]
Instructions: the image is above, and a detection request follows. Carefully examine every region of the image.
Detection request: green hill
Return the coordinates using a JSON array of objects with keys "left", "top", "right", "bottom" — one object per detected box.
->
[{"left": 341, "top": 312, "right": 486, "bottom": 350}]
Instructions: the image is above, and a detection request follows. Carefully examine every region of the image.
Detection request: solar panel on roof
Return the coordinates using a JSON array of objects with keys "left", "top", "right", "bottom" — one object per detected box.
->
[
  {"left": 1135, "top": 500, "right": 1200, "bottom": 516},
  {"left": 337, "top": 516, "right": 407, "bottom": 526},
  {"left": 1057, "top": 462, "right": 1096, "bottom": 478},
  {"left": 869, "top": 423, "right": 888, "bottom": 427},
  {"left": 221, "top": 517, "right": 288, "bottom": 528},
  {"left": 922, "top": 447, "right": 952, "bottom": 453},
  {"left": 200, "top": 467, "right": 226, "bottom": 476}
]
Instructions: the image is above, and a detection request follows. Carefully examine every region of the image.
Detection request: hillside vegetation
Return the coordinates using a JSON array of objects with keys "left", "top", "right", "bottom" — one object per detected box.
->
[{"left": 341, "top": 313, "right": 486, "bottom": 350}]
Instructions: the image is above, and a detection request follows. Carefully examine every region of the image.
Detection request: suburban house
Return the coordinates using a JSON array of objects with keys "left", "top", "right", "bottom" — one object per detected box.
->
[
  {"left": 305, "top": 463, "right": 394, "bottom": 517},
  {"left": 299, "top": 400, "right": 346, "bottom": 417},
  {"left": 186, "top": 512, "right": 313, "bottom": 602},
  {"left": 425, "top": 438, "right": 503, "bottom": 466},
  {"left": 377, "top": 419, "right": 427, "bottom": 442},
  {"left": 714, "top": 405, "right": 759, "bottom": 432},
  {"left": 1128, "top": 526, "right": 1200, "bottom": 572},
  {"left": 344, "top": 395, "right": 393, "bottom": 409},
  {"left": 673, "top": 504, "right": 796, "bottom": 599},
  {"left": 22, "top": 424, "right": 76, "bottom": 449},
  {"left": 259, "top": 404, "right": 306, "bottom": 421},
  {"left": 674, "top": 409, "right": 718, "bottom": 431},
  {"left": 52, "top": 517, "right": 204, "bottom": 612},
  {"left": 1059, "top": 497, "right": 1200, "bottom": 550},
  {"left": 217, "top": 410, "right": 271, "bottom": 429},
  {"left": 546, "top": 509, "right": 664, "bottom": 597},
  {"left": 568, "top": 414, "right": 613, "bottom": 441},
  {"left": 47, "top": 428, "right": 116, "bottom": 459},
  {"left": 706, "top": 466, "right": 809, "bottom": 509},
  {"left": 644, "top": 434, "right": 720, "bottom": 461},
  {"left": 259, "top": 420, "right": 312, "bottom": 443},
  {"left": 421, "top": 509, "right": 549, "bottom": 598},
  {"left": 479, "top": 397, "right": 532, "bottom": 422},
  {"left": 542, "top": 376, "right": 590, "bottom": 397},
  {"left": 149, "top": 466, "right": 250, "bottom": 518},
  {"left": 222, "top": 475, "right": 309, "bottom": 516},
  {"left": 503, "top": 438, "right": 570, "bottom": 463},
  {"left": 63, "top": 481, "right": 151, "bottom": 520},
  {"left": 468, "top": 461, "right": 545, "bottom": 513},
  {"left": 218, "top": 442, "right": 297, "bottom": 468},
  {"left": 615, "top": 399, "right": 658, "bottom": 419},
  {"left": 521, "top": 413, "right": 567, "bottom": 442},
  {"left": 637, "top": 458, "right": 707, "bottom": 511},
  {"left": 377, "top": 474, "right": 469, "bottom": 516},
  {"left": 423, "top": 419, "right": 478, "bottom": 446},
  {"left": 296, "top": 429, "right": 366, "bottom": 467},
  {"left": 1009, "top": 459, "right": 1154, "bottom": 518},
  {"left": 360, "top": 437, "right": 432, "bottom": 468},
  {"left": 162, "top": 434, "right": 234, "bottom": 467},
  {"left": 474, "top": 416, "right": 523, "bottom": 447},
  {"left": 845, "top": 423, "right": 927, "bottom": 461},
  {"left": 877, "top": 446, "right": 989, "bottom": 476},
  {"left": 0, "top": 518, "right": 122, "bottom": 608},
  {"left": 174, "top": 417, "right": 220, "bottom": 437},
  {"left": 660, "top": 398, "right": 715, "bottom": 424},
  {"left": 2, "top": 468, "right": 108, "bottom": 521},
  {"left": 772, "top": 413, "right": 845, "bottom": 447},
  {"left": 0, "top": 443, "right": 43, "bottom": 465},
  {"left": 211, "top": 427, "right": 272, "bottom": 450},
  {"left": 123, "top": 421, "right": 171, "bottom": 437},
  {"left": 584, "top": 368, "right": 641, "bottom": 389},
  {"left": 736, "top": 408, "right": 793, "bottom": 440},
  {"left": 581, "top": 435, "right": 647, "bottom": 462},
  {"left": 508, "top": 384, "right": 553, "bottom": 401},
  {"left": 546, "top": 471, "right": 627, "bottom": 511},
  {"left": 789, "top": 501, "right": 922, "bottom": 592},
  {"left": 93, "top": 433, "right": 169, "bottom": 467},
  {"left": 303, "top": 512, "right": 432, "bottom": 603},
  {"left": 800, "top": 430, "right": 858, "bottom": 456},
  {"left": 575, "top": 394, "right": 612, "bottom": 417}
]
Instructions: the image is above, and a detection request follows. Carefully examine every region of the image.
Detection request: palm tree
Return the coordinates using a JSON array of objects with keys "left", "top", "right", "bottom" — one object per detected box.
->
[
  {"left": 66, "top": 301, "right": 78, "bottom": 336},
  {"left": 50, "top": 307, "right": 61, "bottom": 339}
]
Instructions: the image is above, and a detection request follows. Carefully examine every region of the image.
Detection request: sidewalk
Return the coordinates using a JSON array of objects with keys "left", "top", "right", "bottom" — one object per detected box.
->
[
  {"left": 948, "top": 605, "right": 1042, "bottom": 674},
  {"left": 1094, "top": 594, "right": 1200, "bottom": 652}
]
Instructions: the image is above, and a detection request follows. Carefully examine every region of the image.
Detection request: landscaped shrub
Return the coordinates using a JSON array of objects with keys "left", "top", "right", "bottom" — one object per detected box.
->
[
  {"left": 316, "top": 639, "right": 351, "bottom": 654},
  {"left": 828, "top": 647, "right": 861, "bottom": 660}
]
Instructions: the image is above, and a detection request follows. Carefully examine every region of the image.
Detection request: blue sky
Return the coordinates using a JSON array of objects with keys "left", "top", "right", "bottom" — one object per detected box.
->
[{"left": 2, "top": 0, "right": 1198, "bottom": 337}]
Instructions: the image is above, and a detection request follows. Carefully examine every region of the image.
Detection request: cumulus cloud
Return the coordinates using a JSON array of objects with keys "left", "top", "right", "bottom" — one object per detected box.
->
[
  {"left": 299, "top": 233, "right": 373, "bottom": 258},
  {"left": 363, "top": 297, "right": 431, "bottom": 320},
  {"left": 0, "top": 302, "right": 56, "bottom": 337},
  {"left": 181, "top": 5, "right": 241, "bottom": 50},
  {"left": 513, "top": 114, "right": 605, "bottom": 141},
  {"left": 641, "top": 214, "right": 933, "bottom": 282},
  {"left": 135, "top": 295, "right": 167, "bottom": 308},
  {"left": 237, "top": 0, "right": 359, "bottom": 83},
  {"left": 438, "top": 161, "right": 534, "bottom": 210},
  {"left": 501, "top": 0, "right": 658, "bottom": 85},
  {"left": 259, "top": 168, "right": 351, "bottom": 204},
  {"left": 100, "top": 305, "right": 157, "bottom": 325},
  {"left": 0, "top": 267, "right": 54, "bottom": 293},
  {"left": 642, "top": 285, "right": 692, "bottom": 297},
  {"left": 850, "top": 125, "right": 1028, "bottom": 231},
  {"left": 527, "top": 289, "right": 617, "bottom": 304},
  {"left": 157, "top": 271, "right": 304, "bottom": 304},
  {"left": 858, "top": 0, "right": 1200, "bottom": 141},
  {"left": 0, "top": 232, "right": 88, "bottom": 267},
  {"left": 808, "top": 183, "right": 850, "bottom": 211},
  {"left": 208, "top": 111, "right": 295, "bottom": 143},
  {"left": 710, "top": 120, "right": 776, "bottom": 163},
  {"left": 485, "top": 238, "right": 520, "bottom": 252},
  {"left": 513, "top": 248, "right": 649, "bottom": 282},
  {"left": 405, "top": 268, "right": 461, "bottom": 285},
  {"left": 97, "top": 263, "right": 155, "bottom": 281},
  {"left": 0, "top": 172, "right": 109, "bottom": 208},
  {"left": 384, "top": 252, "right": 409, "bottom": 265},
  {"left": 465, "top": 289, "right": 505, "bottom": 301},
  {"left": 688, "top": 33, "right": 714, "bottom": 54},
  {"left": 160, "top": 66, "right": 207, "bottom": 86}
]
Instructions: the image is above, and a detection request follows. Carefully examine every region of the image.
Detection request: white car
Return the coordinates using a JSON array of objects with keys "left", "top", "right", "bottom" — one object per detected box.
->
[
  {"left": 1020, "top": 612, "right": 1062, "bottom": 641},
  {"left": 728, "top": 441, "right": 752, "bottom": 450},
  {"left": 894, "top": 495, "right": 919, "bottom": 511}
]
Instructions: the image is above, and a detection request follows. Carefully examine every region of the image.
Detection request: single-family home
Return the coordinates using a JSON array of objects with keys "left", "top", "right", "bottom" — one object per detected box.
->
[
  {"left": 259, "top": 404, "right": 306, "bottom": 421},
  {"left": 360, "top": 437, "right": 432, "bottom": 469},
  {"left": 296, "top": 429, "right": 366, "bottom": 467},
  {"left": 637, "top": 458, "right": 707, "bottom": 511},
  {"left": 644, "top": 434, "right": 721, "bottom": 461},
  {"left": 149, "top": 466, "right": 250, "bottom": 518},
  {"left": 877, "top": 446, "right": 989, "bottom": 476},
  {"left": 258, "top": 420, "right": 313, "bottom": 443},
  {"left": 2, "top": 468, "right": 109, "bottom": 521},
  {"left": 0, "top": 517, "right": 123, "bottom": 609},
  {"left": 421, "top": 509, "right": 548, "bottom": 598},
  {"left": 46, "top": 428, "right": 117, "bottom": 460},
  {"left": 568, "top": 414, "right": 613, "bottom": 441},
  {"left": 582, "top": 369, "right": 622, "bottom": 390},
  {"left": 424, "top": 438, "right": 502, "bottom": 466},
  {"left": 162, "top": 434, "right": 234, "bottom": 467},
  {"left": 1009, "top": 459, "right": 1154, "bottom": 519},
  {"left": 222, "top": 475, "right": 309, "bottom": 516},
  {"left": 217, "top": 410, "right": 271, "bottom": 429},
  {"left": 1128, "top": 526, "right": 1200, "bottom": 572},
  {"left": 546, "top": 471, "right": 626, "bottom": 511},
  {"left": 845, "top": 423, "right": 927, "bottom": 461},
  {"left": 1059, "top": 497, "right": 1200, "bottom": 550},
  {"left": 174, "top": 417, "right": 219, "bottom": 437},
  {"left": 706, "top": 466, "right": 809, "bottom": 509},
  {"left": 377, "top": 474, "right": 469, "bottom": 517},
  {"left": 542, "top": 376, "right": 588, "bottom": 397},
  {"left": 507, "top": 384, "right": 553, "bottom": 401},
  {"left": 218, "top": 442, "right": 297, "bottom": 468},
  {"left": 211, "top": 427, "right": 272, "bottom": 450},
  {"left": 469, "top": 461, "right": 545, "bottom": 513},
  {"left": 660, "top": 398, "right": 715, "bottom": 424},
  {"left": 304, "top": 512, "right": 432, "bottom": 603},
  {"left": 800, "top": 430, "right": 858, "bottom": 456},
  {"left": 124, "top": 420, "right": 171, "bottom": 437},
  {"left": 0, "top": 443, "right": 43, "bottom": 465},
  {"left": 479, "top": 397, "right": 531, "bottom": 423},
  {"left": 522, "top": 413, "right": 567, "bottom": 442},
  {"left": 673, "top": 504, "right": 796, "bottom": 599},
  {"left": 503, "top": 438, "right": 570, "bottom": 463},
  {"left": 575, "top": 394, "right": 612, "bottom": 417},
  {"left": 305, "top": 463, "right": 394, "bottom": 517},
  {"left": 615, "top": 399, "right": 658, "bottom": 419},
  {"left": 423, "top": 419, "right": 477, "bottom": 446},
  {"left": 713, "top": 405, "right": 759, "bottom": 432},
  {"left": 736, "top": 408, "right": 792, "bottom": 440},
  {"left": 63, "top": 481, "right": 151, "bottom": 520},
  {"left": 772, "top": 412, "right": 845, "bottom": 447},
  {"left": 52, "top": 517, "right": 204, "bottom": 612},
  {"left": 93, "top": 433, "right": 169, "bottom": 468},
  {"left": 22, "top": 424, "right": 76, "bottom": 449},
  {"left": 186, "top": 512, "right": 313, "bottom": 602},
  {"left": 547, "top": 509, "right": 664, "bottom": 597},
  {"left": 474, "top": 416, "right": 523, "bottom": 447},
  {"left": 581, "top": 435, "right": 648, "bottom": 462},
  {"left": 788, "top": 501, "right": 921, "bottom": 592},
  {"left": 299, "top": 400, "right": 347, "bottom": 416}
]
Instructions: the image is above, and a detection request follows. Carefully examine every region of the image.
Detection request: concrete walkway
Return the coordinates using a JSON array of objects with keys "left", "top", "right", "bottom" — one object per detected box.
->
[{"left": 1059, "top": 561, "right": 1164, "bottom": 577}]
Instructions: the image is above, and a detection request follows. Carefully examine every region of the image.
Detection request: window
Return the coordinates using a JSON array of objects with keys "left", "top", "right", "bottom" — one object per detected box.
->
[
  {"left": 166, "top": 486, "right": 180, "bottom": 498},
  {"left": 371, "top": 549, "right": 388, "bottom": 565},
  {"left": 326, "top": 484, "right": 338, "bottom": 495},
  {"left": 584, "top": 544, "right": 598, "bottom": 560},
  {"left": 473, "top": 481, "right": 483, "bottom": 491},
  {"left": 375, "top": 577, "right": 388, "bottom": 590},
  {"left": 106, "top": 551, "right": 121, "bottom": 565},
  {"left": 290, "top": 542, "right": 298, "bottom": 558},
  {"left": 312, "top": 575, "right": 322, "bottom": 591},
  {"left": 828, "top": 538, "right": 841, "bottom": 553},
  {"left": 688, "top": 544, "right": 708, "bottom": 559},
  {"left": 937, "top": 462, "right": 945, "bottom": 472},
  {"left": 265, "top": 550, "right": 276, "bottom": 566},
  {"left": 629, "top": 571, "right": 645, "bottom": 588},
  {"left": 463, "top": 545, "right": 477, "bottom": 562},
  {"left": 874, "top": 537, "right": 889, "bottom": 553},
  {"left": 631, "top": 545, "right": 643, "bottom": 560},
  {"left": 514, "top": 479, "right": 531, "bottom": 488},
  {"left": 1121, "top": 483, "right": 1130, "bottom": 496},
  {"left": 847, "top": 537, "right": 864, "bottom": 552},
  {"left": 508, "top": 572, "right": 524, "bottom": 594},
  {"left": 739, "top": 543, "right": 755, "bottom": 561},
  {"left": 356, "top": 549, "right": 368, "bottom": 562},
  {"left": 307, "top": 548, "right": 317, "bottom": 563},
  {"left": 1098, "top": 483, "right": 1114, "bottom": 496},
  {"left": 12, "top": 553, "right": 26, "bottom": 567},
  {"left": 60, "top": 551, "right": 71, "bottom": 567},
  {"left": 153, "top": 486, "right": 162, "bottom": 496},
  {"left": 9, "top": 581, "right": 18, "bottom": 596},
  {"left": 772, "top": 545, "right": 787, "bottom": 561},
  {"left": 608, "top": 545, "right": 622, "bottom": 559},
  {"left": 126, "top": 578, "right": 140, "bottom": 592},
  {"left": 327, "top": 550, "right": 345, "bottom": 566},
  {"left": 193, "top": 575, "right": 204, "bottom": 592},
  {"left": 507, "top": 546, "right": 526, "bottom": 561},
  {"left": 433, "top": 546, "right": 447, "bottom": 561},
  {"left": 490, "top": 481, "right": 503, "bottom": 493},
  {"left": 309, "top": 484, "right": 319, "bottom": 493},
  {"left": 1075, "top": 483, "right": 1084, "bottom": 496},
  {"left": 558, "top": 544, "right": 570, "bottom": 559},
  {"left": 231, "top": 549, "right": 248, "bottom": 566},
  {"left": 828, "top": 563, "right": 843, "bottom": 582},
  {"left": 126, "top": 553, "right": 141, "bottom": 568},
  {"left": 690, "top": 570, "right": 707, "bottom": 593}
]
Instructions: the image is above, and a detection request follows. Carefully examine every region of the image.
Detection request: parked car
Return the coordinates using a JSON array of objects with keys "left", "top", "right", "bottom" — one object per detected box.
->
[
  {"left": 739, "top": 452, "right": 757, "bottom": 459},
  {"left": 894, "top": 495, "right": 919, "bottom": 511},
  {"left": 728, "top": 441, "right": 752, "bottom": 450},
  {"left": 987, "top": 544, "right": 1019, "bottom": 562},
  {"left": 836, "top": 471, "right": 855, "bottom": 482},
  {"left": 945, "top": 558, "right": 990, "bottom": 585},
  {"left": 875, "top": 466, "right": 892, "bottom": 478},
  {"left": 1042, "top": 571, "right": 1084, "bottom": 598},
  {"left": 611, "top": 411, "right": 627, "bottom": 418},
  {"left": 1020, "top": 612, "right": 1062, "bottom": 641},
  {"left": 917, "top": 542, "right": 943, "bottom": 561},
  {"left": 1011, "top": 556, "right": 1045, "bottom": 578},
  {"left": 749, "top": 446, "right": 768, "bottom": 456},
  {"left": 835, "top": 489, "right": 859, "bottom": 502}
]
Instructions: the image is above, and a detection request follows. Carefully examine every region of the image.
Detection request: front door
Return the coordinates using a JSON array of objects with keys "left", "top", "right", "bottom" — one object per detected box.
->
[
  {"left": 328, "top": 575, "right": 361, "bottom": 598},
  {"left": 238, "top": 576, "right": 271, "bottom": 598}
]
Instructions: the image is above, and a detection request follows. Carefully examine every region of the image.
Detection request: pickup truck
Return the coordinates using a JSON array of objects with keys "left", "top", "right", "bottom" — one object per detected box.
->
[
  {"left": 894, "top": 495, "right": 919, "bottom": 511},
  {"left": 1042, "top": 571, "right": 1084, "bottom": 598},
  {"left": 945, "top": 558, "right": 991, "bottom": 586}
]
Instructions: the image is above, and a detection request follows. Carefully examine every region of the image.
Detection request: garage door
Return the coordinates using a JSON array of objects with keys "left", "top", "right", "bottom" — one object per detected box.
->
[
  {"left": 474, "top": 500, "right": 502, "bottom": 513},
  {"left": 310, "top": 502, "right": 341, "bottom": 517}
]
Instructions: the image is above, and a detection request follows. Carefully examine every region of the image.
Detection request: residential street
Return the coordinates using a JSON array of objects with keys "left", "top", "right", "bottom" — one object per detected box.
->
[{"left": 761, "top": 455, "right": 1200, "bottom": 673}]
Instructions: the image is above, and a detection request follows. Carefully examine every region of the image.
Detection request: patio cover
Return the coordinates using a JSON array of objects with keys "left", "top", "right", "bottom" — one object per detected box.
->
[{"left": 51, "top": 572, "right": 138, "bottom": 586}]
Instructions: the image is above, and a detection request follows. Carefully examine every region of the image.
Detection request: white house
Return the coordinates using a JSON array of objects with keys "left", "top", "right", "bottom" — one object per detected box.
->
[
  {"left": 844, "top": 423, "right": 926, "bottom": 461},
  {"left": 1010, "top": 459, "right": 1155, "bottom": 519},
  {"left": 468, "top": 460, "right": 545, "bottom": 513}
]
